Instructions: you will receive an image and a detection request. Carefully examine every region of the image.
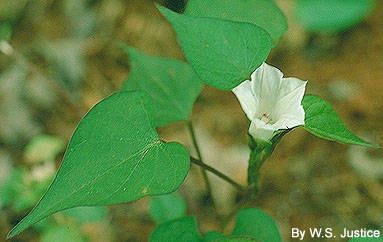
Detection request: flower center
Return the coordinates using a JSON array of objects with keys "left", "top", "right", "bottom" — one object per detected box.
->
[{"left": 260, "top": 112, "right": 272, "bottom": 124}]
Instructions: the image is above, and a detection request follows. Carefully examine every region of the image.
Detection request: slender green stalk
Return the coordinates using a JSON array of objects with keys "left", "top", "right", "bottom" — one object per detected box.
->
[
  {"left": 187, "top": 121, "right": 216, "bottom": 207},
  {"left": 222, "top": 134, "right": 286, "bottom": 230},
  {"left": 247, "top": 132, "right": 286, "bottom": 196},
  {"left": 190, "top": 157, "right": 248, "bottom": 192},
  {"left": 247, "top": 147, "right": 271, "bottom": 197}
]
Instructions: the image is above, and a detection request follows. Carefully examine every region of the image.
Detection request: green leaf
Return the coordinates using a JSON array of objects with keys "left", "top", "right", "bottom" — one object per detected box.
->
[
  {"left": 7, "top": 91, "right": 190, "bottom": 238},
  {"left": 214, "top": 237, "right": 259, "bottom": 242},
  {"left": 184, "top": 0, "right": 287, "bottom": 42},
  {"left": 204, "top": 231, "right": 226, "bottom": 242},
  {"left": 150, "top": 192, "right": 187, "bottom": 224},
  {"left": 0, "top": 168, "right": 24, "bottom": 208},
  {"left": 41, "top": 226, "right": 85, "bottom": 242},
  {"left": 302, "top": 95, "right": 378, "bottom": 148},
  {"left": 61, "top": 206, "right": 108, "bottom": 223},
  {"left": 121, "top": 46, "right": 202, "bottom": 127},
  {"left": 349, "top": 237, "right": 383, "bottom": 242},
  {"left": 295, "top": 0, "right": 375, "bottom": 33},
  {"left": 150, "top": 216, "right": 202, "bottom": 242},
  {"left": 232, "top": 208, "right": 281, "bottom": 242},
  {"left": 158, "top": 6, "right": 272, "bottom": 90},
  {"left": 0, "top": 167, "right": 52, "bottom": 212},
  {"left": 0, "top": 22, "right": 12, "bottom": 41}
]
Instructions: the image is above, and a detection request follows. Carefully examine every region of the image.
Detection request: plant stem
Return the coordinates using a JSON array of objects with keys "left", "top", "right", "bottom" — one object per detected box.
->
[
  {"left": 247, "top": 135, "right": 280, "bottom": 197},
  {"left": 247, "top": 149, "right": 268, "bottom": 196},
  {"left": 190, "top": 157, "right": 247, "bottom": 193},
  {"left": 222, "top": 136, "right": 281, "bottom": 231},
  {"left": 187, "top": 121, "right": 216, "bottom": 206}
]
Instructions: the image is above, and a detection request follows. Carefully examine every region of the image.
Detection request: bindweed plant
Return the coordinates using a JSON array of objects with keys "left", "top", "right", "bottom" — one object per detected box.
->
[{"left": 6, "top": 1, "right": 380, "bottom": 241}]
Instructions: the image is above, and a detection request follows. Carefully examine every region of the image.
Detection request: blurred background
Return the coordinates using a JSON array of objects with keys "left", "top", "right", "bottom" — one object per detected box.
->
[{"left": 0, "top": 0, "right": 382, "bottom": 241}]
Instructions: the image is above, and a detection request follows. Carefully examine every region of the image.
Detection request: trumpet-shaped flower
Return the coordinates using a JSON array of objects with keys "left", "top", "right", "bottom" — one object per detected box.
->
[{"left": 233, "top": 63, "right": 307, "bottom": 142}]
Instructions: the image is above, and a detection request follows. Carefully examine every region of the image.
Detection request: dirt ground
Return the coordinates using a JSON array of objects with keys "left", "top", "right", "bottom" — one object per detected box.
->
[{"left": 0, "top": 0, "right": 382, "bottom": 241}]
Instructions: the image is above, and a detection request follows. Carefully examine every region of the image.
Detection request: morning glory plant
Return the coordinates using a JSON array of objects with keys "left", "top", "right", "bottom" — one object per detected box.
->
[
  {"left": 233, "top": 63, "right": 307, "bottom": 192},
  {"left": 6, "top": 1, "right": 379, "bottom": 241}
]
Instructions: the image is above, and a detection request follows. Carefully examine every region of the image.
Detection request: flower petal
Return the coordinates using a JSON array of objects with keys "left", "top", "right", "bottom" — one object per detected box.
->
[
  {"left": 249, "top": 119, "right": 276, "bottom": 141},
  {"left": 233, "top": 80, "right": 257, "bottom": 120},
  {"left": 278, "top": 77, "right": 307, "bottom": 102},
  {"left": 251, "top": 63, "right": 284, "bottom": 101},
  {"left": 275, "top": 78, "right": 306, "bottom": 121},
  {"left": 272, "top": 106, "right": 305, "bottom": 130},
  {"left": 233, "top": 63, "right": 307, "bottom": 141}
]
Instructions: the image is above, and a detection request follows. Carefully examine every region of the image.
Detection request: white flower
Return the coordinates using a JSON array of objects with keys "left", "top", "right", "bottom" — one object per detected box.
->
[{"left": 233, "top": 62, "right": 307, "bottom": 142}]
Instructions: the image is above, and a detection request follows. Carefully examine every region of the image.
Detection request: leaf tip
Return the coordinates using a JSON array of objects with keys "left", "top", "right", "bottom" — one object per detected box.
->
[
  {"left": 6, "top": 211, "right": 37, "bottom": 239},
  {"left": 365, "top": 142, "right": 381, "bottom": 149},
  {"left": 120, "top": 44, "right": 139, "bottom": 59},
  {"left": 155, "top": 4, "right": 179, "bottom": 22},
  {"left": 7, "top": 225, "right": 20, "bottom": 240},
  {"left": 155, "top": 3, "right": 166, "bottom": 14}
]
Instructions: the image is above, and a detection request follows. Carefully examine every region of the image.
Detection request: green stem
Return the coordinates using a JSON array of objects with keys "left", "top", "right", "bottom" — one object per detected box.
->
[
  {"left": 220, "top": 141, "right": 274, "bottom": 231},
  {"left": 187, "top": 121, "right": 215, "bottom": 207},
  {"left": 247, "top": 148, "right": 271, "bottom": 193},
  {"left": 223, "top": 133, "right": 287, "bottom": 231},
  {"left": 190, "top": 157, "right": 248, "bottom": 192},
  {"left": 247, "top": 131, "right": 287, "bottom": 197}
]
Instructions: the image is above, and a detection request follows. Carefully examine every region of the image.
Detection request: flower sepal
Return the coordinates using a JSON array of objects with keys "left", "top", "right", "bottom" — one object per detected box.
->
[
  {"left": 248, "top": 129, "right": 288, "bottom": 156},
  {"left": 247, "top": 130, "right": 288, "bottom": 196}
]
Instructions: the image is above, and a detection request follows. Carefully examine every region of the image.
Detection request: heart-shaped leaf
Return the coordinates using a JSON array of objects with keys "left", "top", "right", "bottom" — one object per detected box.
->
[
  {"left": 232, "top": 208, "right": 281, "bottom": 242},
  {"left": 41, "top": 226, "right": 85, "bottom": 242},
  {"left": 150, "top": 216, "right": 202, "bottom": 242},
  {"left": 203, "top": 231, "right": 225, "bottom": 242},
  {"left": 8, "top": 91, "right": 190, "bottom": 238},
  {"left": 214, "top": 237, "right": 259, "bottom": 242},
  {"left": 158, "top": 6, "right": 272, "bottom": 90},
  {"left": 149, "top": 192, "right": 187, "bottom": 224},
  {"left": 349, "top": 237, "right": 383, "bottom": 242},
  {"left": 184, "top": 0, "right": 287, "bottom": 42},
  {"left": 61, "top": 206, "right": 108, "bottom": 223},
  {"left": 121, "top": 46, "right": 202, "bottom": 127},
  {"left": 295, "top": 0, "right": 375, "bottom": 33},
  {"left": 0, "top": 22, "right": 12, "bottom": 41},
  {"left": 302, "top": 95, "right": 378, "bottom": 148}
]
